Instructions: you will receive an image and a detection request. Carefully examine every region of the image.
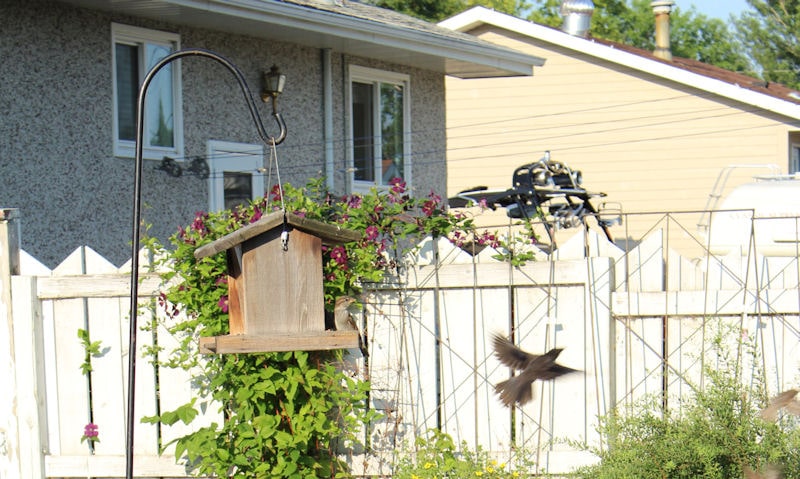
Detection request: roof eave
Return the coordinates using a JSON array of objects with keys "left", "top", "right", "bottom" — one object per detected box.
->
[
  {"left": 59, "top": 0, "right": 543, "bottom": 78},
  {"left": 442, "top": 6, "right": 800, "bottom": 118}
]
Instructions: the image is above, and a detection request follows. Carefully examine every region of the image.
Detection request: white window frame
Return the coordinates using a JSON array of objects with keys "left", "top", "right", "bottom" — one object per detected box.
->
[
  {"left": 207, "top": 140, "right": 265, "bottom": 212},
  {"left": 112, "top": 23, "right": 183, "bottom": 160},
  {"left": 347, "top": 65, "right": 411, "bottom": 193},
  {"left": 791, "top": 142, "right": 800, "bottom": 174}
]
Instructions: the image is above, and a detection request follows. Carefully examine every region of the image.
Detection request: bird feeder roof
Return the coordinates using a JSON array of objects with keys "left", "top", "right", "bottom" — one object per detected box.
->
[{"left": 194, "top": 210, "right": 361, "bottom": 259}]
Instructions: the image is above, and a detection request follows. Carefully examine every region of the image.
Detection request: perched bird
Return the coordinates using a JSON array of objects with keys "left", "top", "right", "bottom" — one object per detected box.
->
[
  {"left": 334, "top": 296, "right": 359, "bottom": 332},
  {"left": 334, "top": 296, "right": 368, "bottom": 358},
  {"left": 491, "top": 333, "right": 577, "bottom": 407}
]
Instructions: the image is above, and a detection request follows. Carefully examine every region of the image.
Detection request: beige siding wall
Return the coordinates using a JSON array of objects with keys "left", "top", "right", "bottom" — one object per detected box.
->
[{"left": 446, "top": 26, "right": 799, "bottom": 244}]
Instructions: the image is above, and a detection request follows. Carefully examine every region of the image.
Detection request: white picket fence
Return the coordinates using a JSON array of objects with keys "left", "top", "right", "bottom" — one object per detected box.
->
[{"left": 2, "top": 210, "right": 799, "bottom": 478}]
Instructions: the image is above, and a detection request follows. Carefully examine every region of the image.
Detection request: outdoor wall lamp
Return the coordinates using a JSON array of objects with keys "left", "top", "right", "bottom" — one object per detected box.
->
[
  {"left": 126, "top": 48, "right": 287, "bottom": 479},
  {"left": 261, "top": 64, "right": 286, "bottom": 113}
]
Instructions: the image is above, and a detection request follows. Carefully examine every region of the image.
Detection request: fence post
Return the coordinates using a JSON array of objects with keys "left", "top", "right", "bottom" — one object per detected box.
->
[
  {"left": 11, "top": 275, "right": 46, "bottom": 478},
  {"left": 0, "top": 208, "right": 22, "bottom": 478}
]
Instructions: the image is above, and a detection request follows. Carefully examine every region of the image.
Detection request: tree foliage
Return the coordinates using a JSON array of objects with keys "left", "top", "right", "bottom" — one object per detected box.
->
[
  {"left": 528, "top": 0, "right": 749, "bottom": 72},
  {"left": 370, "top": 0, "right": 528, "bottom": 22},
  {"left": 735, "top": 0, "right": 800, "bottom": 89}
]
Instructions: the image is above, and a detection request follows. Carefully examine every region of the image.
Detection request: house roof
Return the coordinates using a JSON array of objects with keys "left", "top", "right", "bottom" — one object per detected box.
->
[
  {"left": 439, "top": 6, "right": 800, "bottom": 119},
  {"left": 57, "top": 0, "right": 544, "bottom": 78}
]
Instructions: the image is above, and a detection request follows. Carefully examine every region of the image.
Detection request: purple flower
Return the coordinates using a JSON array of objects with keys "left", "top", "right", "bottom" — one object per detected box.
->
[
  {"left": 81, "top": 423, "right": 99, "bottom": 443},
  {"left": 218, "top": 295, "right": 229, "bottom": 313},
  {"left": 191, "top": 212, "right": 208, "bottom": 235},
  {"left": 452, "top": 230, "right": 465, "bottom": 247},
  {"left": 330, "top": 246, "right": 348, "bottom": 269},
  {"left": 389, "top": 177, "right": 406, "bottom": 194},
  {"left": 365, "top": 225, "right": 379, "bottom": 241},
  {"left": 347, "top": 195, "right": 363, "bottom": 209},
  {"left": 476, "top": 231, "right": 500, "bottom": 248},
  {"left": 422, "top": 200, "right": 436, "bottom": 217},
  {"left": 84, "top": 423, "right": 98, "bottom": 438},
  {"left": 250, "top": 205, "right": 262, "bottom": 223},
  {"left": 270, "top": 184, "right": 282, "bottom": 202}
]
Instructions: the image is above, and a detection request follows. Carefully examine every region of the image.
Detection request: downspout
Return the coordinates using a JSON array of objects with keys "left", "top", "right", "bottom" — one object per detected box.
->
[{"left": 322, "top": 49, "right": 335, "bottom": 190}]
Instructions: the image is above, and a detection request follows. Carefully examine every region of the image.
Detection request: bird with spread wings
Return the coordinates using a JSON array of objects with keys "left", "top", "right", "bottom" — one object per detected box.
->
[{"left": 491, "top": 333, "right": 578, "bottom": 407}]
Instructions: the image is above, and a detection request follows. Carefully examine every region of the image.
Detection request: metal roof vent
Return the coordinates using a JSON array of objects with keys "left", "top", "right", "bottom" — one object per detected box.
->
[{"left": 560, "top": 0, "right": 594, "bottom": 37}]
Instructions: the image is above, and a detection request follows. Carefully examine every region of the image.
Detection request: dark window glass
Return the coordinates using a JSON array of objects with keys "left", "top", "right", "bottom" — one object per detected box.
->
[
  {"left": 380, "top": 83, "right": 404, "bottom": 184},
  {"left": 223, "top": 171, "right": 253, "bottom": 210},
  {"left": 115, "top": 43, "right": 138, "bottom": 142},
  {"left": 352, "top": 82, "right": 375, "bottom": 182}
]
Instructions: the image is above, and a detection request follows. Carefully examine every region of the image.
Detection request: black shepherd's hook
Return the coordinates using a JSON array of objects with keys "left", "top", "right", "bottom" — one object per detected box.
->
[{"left": 126, "top": 48, "right": 286, "bottom": 479}]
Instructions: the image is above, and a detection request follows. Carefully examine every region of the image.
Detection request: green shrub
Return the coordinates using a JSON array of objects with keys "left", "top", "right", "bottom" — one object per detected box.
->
[
  {"left": 574, "top": 331, "right": 800, "bottom": 479},
  {"left": 393, "top": 430, "right": 536, "bottom": 478}
]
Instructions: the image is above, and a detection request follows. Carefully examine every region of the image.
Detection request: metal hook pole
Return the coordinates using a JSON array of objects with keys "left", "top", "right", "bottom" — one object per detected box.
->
[{"left": 126, "top": 48, "right": 286, "bottom": 479}]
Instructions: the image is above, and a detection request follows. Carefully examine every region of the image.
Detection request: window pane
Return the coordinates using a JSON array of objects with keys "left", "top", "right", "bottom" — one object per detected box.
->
[
  {"left": 145, "top": 43, "right": 174, "bottom": 148},
  {"left": 352, "top": 82, "right": 374, "bottom": 182},
  {"left": 380, "top": 83, "right": 404, "bottom": 184},
  {"left": 115, "top": 43, "right": 138, "bottom": 142},
  {"left": 223, "top": 171, "right": 253, "bottom": 210}
]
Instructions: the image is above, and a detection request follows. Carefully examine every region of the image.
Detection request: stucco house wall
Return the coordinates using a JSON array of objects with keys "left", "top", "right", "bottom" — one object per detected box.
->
[
  {"left": 442, "top": 8, "right": 800, "bottom": 248},
  {"left": 0, "top": 0, "right": 451, "bottom": 266}
]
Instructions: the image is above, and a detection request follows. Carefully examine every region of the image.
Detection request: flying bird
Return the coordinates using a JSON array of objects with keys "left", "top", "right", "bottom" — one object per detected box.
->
[
  {"left": 760, "top": 388, "right": 800, "bottom": 422},
  {"left": 743, "top": 465, "right": 783, "bottom": 479},
  {"left": 491, "top": 333, "right": 577, "bottom": 407}
]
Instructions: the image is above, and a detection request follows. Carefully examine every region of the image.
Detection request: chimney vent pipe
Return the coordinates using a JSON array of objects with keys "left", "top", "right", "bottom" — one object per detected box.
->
[
  {"left": 560, "top": 0, "right": 594, "bottom": 37},
  {"left": 651, "top": 1, "right": 674, "bottom": 61}
]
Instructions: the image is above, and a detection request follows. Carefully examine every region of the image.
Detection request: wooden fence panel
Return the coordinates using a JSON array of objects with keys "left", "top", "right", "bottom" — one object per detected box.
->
[
  {"left": 51, "top": 296, "right": 91, "bottom": 457},
  {"left": 4, "top": 216, "right": 799, "bottom": 478}
]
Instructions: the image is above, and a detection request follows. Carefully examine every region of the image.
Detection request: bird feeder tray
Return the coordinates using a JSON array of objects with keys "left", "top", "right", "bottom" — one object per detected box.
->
[{"left": 194, "top": 210, "right": 362, "bottom": 354}]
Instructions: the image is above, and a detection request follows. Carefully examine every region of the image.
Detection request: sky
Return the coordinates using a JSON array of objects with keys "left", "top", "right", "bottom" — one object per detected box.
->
[{"left": 685, "top": 0, "right": 750, "bottom": 21}]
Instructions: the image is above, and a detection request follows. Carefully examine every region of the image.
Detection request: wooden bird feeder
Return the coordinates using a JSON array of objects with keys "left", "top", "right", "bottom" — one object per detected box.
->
[{"left": 193, "top": 210, "right": 362, "bottom": 354}]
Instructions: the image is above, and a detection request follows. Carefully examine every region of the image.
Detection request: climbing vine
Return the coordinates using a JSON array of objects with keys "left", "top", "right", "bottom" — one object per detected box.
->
[{"left": 142, "top": 176, "right": 524, "bottom": 477}]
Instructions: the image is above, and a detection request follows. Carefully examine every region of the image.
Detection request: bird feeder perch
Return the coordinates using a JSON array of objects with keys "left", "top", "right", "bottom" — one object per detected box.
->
[{"left": 194, "top": 210, "right": 362, "bottom": 354}]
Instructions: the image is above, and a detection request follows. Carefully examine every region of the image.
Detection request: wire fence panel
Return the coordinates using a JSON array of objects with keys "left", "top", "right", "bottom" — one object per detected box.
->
[{"left": 5, "top": 210, "right": 800, "bottom": 477}]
